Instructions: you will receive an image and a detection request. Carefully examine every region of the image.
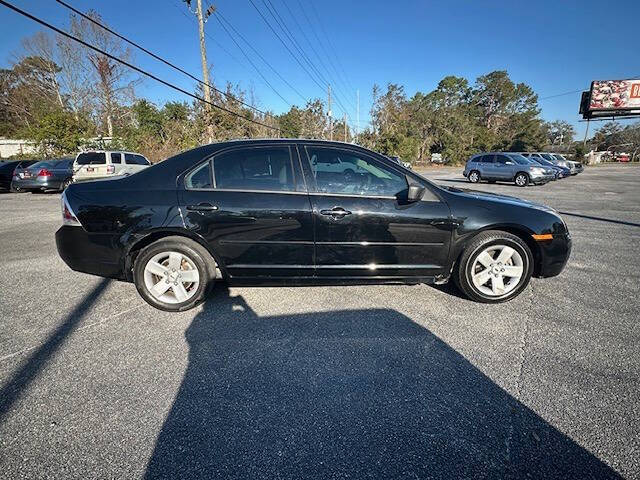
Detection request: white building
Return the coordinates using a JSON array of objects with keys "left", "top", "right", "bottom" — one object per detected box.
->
[{"left": 0, "top": 138, "right": 36, "bottom": 159}]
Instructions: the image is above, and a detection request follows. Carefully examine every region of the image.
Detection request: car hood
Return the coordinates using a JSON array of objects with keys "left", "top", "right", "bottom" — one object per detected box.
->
[{"left": 443, "top": 186, "right": 556, "bottom": 212}]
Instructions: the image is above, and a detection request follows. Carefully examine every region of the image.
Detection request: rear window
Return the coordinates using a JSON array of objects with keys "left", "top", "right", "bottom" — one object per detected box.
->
[
  {"left": 76, "top": 152, "right": 106, "bottom": 165},
  {"left": 31, "top": 161, "right": 54, "bottom": 169},
  {"left": 111, "top": 153, "right": 122, "bottom": 164},
  {"left": 480, "top": 155, "right": 494, "bottom": 163}
]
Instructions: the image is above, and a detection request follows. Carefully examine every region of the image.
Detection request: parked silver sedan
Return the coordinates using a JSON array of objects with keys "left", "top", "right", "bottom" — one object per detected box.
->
[{"left": 11, "top": 158, "right": 74, "bottom": 192}]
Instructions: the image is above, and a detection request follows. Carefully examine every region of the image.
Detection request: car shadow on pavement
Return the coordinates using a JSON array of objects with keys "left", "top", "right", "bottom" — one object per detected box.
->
[
  {"left": 0, "top": 279, "right": 110, "bottom": 424},
  {"left": 144, "top": 287, "right": 620, "bottom": 479}
]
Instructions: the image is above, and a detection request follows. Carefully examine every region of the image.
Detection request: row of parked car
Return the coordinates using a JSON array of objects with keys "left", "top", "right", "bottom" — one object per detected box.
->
[
  {"left": 0, "top": 150, "right": 150, "bottom": 193},
  {"left": 463, "top": 152, "right": 583, "bottom": 187}
]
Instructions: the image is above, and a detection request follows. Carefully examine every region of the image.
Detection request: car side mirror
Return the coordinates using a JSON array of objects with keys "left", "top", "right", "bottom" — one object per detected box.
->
[{"left": 407, "top": 183, "right": 426, "bottom": 202}]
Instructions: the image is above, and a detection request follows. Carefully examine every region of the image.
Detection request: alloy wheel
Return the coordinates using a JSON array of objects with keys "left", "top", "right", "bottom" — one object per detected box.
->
[
  {"left": 515, "top": 174, "right": 527, "bottom": 186},
  {"left": 143, "top": 251, "right": 200, "bottom": 304},
  {"left": 470, "top": 244, "right": 524, "bottom": 297},
  {"left": 469, "top": 171, "right": 479, "bottom": 183}
]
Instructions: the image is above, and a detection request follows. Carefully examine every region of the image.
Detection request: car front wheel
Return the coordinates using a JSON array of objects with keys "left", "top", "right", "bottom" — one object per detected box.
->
[
  {"left": 468, "top": 170, "right": 480, "bottom": 183},
  {"left": 514, "top": 173, "right": 529, "bottom": 187},
  {"left": 454, "top": 230, "right": 533, "bottom": 303},
  {"left": 133, "top": 236, "right": 216, "bottom": 311}
]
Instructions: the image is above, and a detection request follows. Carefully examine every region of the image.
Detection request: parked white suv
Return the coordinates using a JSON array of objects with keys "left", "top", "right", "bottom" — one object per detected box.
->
[{"left": 73, "top": 150, "right": 150, "bottom": 182}]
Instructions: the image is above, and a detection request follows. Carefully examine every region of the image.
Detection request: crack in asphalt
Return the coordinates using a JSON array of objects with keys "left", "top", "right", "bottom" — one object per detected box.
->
[
  {"left": 504, "top": 281, "right": 535, "bottom": 473},
  {"left": 0, "top": 301, "right": 144, "bottom": 363}
]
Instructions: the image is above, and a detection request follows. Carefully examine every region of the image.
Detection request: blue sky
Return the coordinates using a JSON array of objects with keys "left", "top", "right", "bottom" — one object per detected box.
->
[{"left": 2, "top": 0, "right": 640, "bottom": 138}]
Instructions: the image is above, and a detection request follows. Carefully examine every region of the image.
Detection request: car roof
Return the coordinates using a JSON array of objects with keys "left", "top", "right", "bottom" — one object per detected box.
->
[{"left": 111, "top": 138, "right": 409, "bottom": 189}]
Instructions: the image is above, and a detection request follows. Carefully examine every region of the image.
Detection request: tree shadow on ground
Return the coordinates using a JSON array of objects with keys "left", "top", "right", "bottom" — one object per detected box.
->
[{"left": 145, "top": 287, "right": 620, "bottom": 479}]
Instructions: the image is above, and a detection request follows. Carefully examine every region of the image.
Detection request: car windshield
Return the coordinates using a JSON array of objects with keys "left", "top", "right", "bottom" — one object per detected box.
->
[
  {"left": 534, "top": 157, "right": 552, "bottom": 166},
  {"left": 508, "top": 154, "right": 531, "bottom": 165},
  {"left": 541, "top": 154, "right": 557, "bottom": 162},
  {"left": 553, "top": 154, "right": 566, "bottom": 162},
  {"left": 76, "top": 152, "right": 106, "bottom": 165}
]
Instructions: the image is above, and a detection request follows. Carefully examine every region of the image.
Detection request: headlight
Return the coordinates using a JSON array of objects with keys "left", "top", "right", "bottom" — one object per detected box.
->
[{"left": 531, "top": 167, "right": 544, "bottom": 174}]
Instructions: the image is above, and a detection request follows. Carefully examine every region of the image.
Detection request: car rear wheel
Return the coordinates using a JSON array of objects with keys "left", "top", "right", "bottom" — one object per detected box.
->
[
  {"left": 468, "top": 170, "right": 480, "bottom": 183},
  {"left": 514, "top": 173, "right": 529, "bottom": 187},
  {"left": 133, "top": 236, "right": 216, "bottom": 312},
  {"left": 454, "top": 230, "right": 533, "bottom": 303}
]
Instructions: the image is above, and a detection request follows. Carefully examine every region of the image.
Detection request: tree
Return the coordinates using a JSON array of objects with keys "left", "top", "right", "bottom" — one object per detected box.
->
[
  {"left": 28, "top": 108, "right": 92, "bottom": 156},
  {"left": 80, "top": 10, "right": 137, "bottom": 136},
  {"left": 544, "top": 120, "right": 576, "bottom": 146}
]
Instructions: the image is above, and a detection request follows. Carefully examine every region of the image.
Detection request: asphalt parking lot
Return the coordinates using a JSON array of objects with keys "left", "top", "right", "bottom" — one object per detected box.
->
[{"left": 1, "top": 164, "right": 638, "bottom": 479}]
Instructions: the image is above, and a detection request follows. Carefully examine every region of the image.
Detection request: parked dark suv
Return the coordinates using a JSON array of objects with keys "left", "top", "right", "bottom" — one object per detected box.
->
[{"left": 56, "top": 140, "right": 571, "bottom": 311}]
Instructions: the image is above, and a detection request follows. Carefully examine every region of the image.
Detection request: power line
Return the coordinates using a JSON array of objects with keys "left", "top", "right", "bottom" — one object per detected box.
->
[
  {"left": 0, "top": 0, "right": 279, "bottom": 132},
  {"left": 54, "top": 0, "right": 275, "bottom": 120},
  {"left": 279, "top": 0, "right": 356, "bottom": 112},
  {"left": 305, "top": 1, "right": 356, "bottom": 98},
  {"left": 214, "top": 10, "right": 309, "bottom": 104},
  {"left": 247, "top": 0, "right": 354, "bottom": 118},
  {"left": 268, "top": 0, "right": 356, "bottom": 115},
  {"left": 261, "top": 0, "right": 329, "bottom": 90},
  {"left": 210, "top": 14, "right": 293, "bottom": 107},
  {"left": 247, "top": 0, "right": 326, "bottom": 95},
  {"left": 249, "top": 0, "right": 351, "bottom": 122}
]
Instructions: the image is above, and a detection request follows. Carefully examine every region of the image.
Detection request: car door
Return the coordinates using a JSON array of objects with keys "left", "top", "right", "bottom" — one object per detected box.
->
[
  {"left": 179, "top": 143, "right": 314, "bottom": 279},
  {"left": 479, "top": 154, "right": 498, "bottom": 179},
  {"left": 494, "top": 154, "right": 514, "bottom": 180},
  {"left": 300, "top": 144, "right": 452, "bottom": 279}
]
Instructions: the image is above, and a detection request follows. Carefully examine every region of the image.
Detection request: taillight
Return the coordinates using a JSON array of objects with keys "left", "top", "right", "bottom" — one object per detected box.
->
[
  {"left": 61, "top": 191, "right": 81, "bottom": 227},
  {"left": 106, "top": 165, "right": 115, "bottom": 174},
  {"left": 38, "top": 168, "right": 53, "bottom": 177}
]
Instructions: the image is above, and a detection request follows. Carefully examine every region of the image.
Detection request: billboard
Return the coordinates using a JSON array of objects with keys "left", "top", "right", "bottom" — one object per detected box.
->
[{"left": 582, "top": 80, "right": 640, "bottom": 118}]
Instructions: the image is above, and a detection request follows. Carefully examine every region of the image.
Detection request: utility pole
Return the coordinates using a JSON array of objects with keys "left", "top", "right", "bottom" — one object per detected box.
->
[
  {"left": 343, "top": 113, "right": 347, "bottom": 142},
  {"left": 327, "top": 84, "right": 333, "bottom": 141},
  {"left": 185, "top": 0, "right": 215, "bottom": 143},
  {"left": 583, "top": 119, "right": 590, "bottom": 149},
  {"left": 356, "top": 89, "right": 360, "bottom": 141}
]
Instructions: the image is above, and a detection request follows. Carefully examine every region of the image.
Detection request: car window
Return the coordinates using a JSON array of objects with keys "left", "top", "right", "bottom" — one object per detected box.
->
[
  {"left": 509, "top": 154, "right": 531, "bottom": 165},
  {"left": 136, "top": 154, "right": 150, "bottom": 165},
  {"left": 213, "top": 147, "right": 294, "bottom": 192},
  {"left": 185, "top": 161, "right": 212, "bottom": 189},
  {"left": 76, "top": 152, "right": 106, "bottom": 165},
  {"left": 480, "top": 155, "right": 494, "bottom": 163},
  {"left": 124, "top": 153, "right": 148, "bottom": 165},
  {"left": 305, "top": 147, "right": 407, "bottom": 197},
  {"left": 111, "top": 153, "right": 121, "bottom": 164},
  {"left": 496, "top": 155, "right": 510, "bottom": 164},
  {"left": 31, "top": 161, "right": 53, "bottom": 169}
]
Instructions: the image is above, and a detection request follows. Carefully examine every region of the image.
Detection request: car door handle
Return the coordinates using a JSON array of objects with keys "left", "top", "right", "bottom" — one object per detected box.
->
[
  {"left": 320, "top": 207, "right": 351, "bottom": 217},
  {"left": 186, "top": 202, "right": 219, "bottom": 212}
]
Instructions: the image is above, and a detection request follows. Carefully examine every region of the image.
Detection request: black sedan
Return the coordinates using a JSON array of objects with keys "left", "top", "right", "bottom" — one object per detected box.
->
[
  {"left": 56, "top": 139, "right": 571, "bottom": 311},
  {"left": 11, "top": 158, "right": 74, "bottom": 192},
  {"left": 0, "top": 159, "right": 37, "bottom": 191}
]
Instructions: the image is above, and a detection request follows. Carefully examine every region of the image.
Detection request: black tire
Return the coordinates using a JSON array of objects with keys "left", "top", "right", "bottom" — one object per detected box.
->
[
  {"left": 468, "top": 170, "right": 481, "bottom": 183},
  {"left": 514, "top": 172, "right": 529, "bottom": 187},
  {"left": 453, "top": 230, "right": 534, "bottom": 303},
  {"left": 133, "top": 236, "right": 216, "bottom": 312}
]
